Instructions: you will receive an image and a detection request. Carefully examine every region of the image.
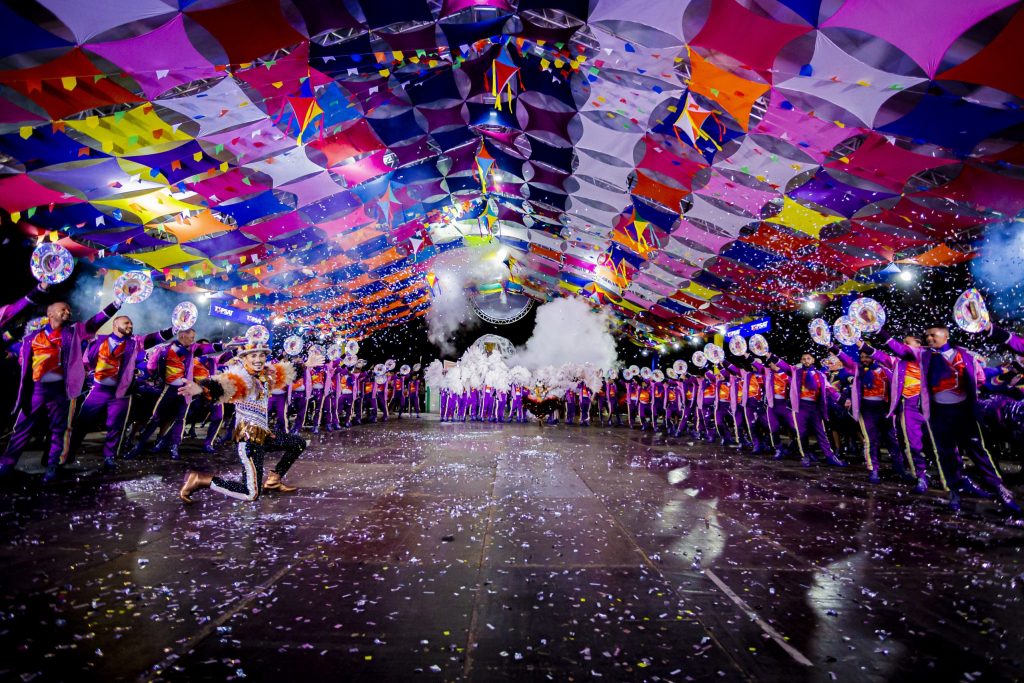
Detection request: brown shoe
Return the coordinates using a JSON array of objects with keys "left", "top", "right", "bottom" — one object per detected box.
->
[
  {"left": 263, "top": 473, "right": 297, "bottom": 493},
  {"left": 179, "top": 470, "right": 211, "bottom": 503}
]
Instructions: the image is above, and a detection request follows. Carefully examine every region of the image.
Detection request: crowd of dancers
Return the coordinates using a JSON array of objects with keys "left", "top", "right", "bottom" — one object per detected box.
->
[
  {"left": 1, "top": 282, "right": 1022, "bottom": 517},
  {"left": 0, "top": 283, "right": 424, "bottom": 502},
  {"left": 430, "top": 300, "right": 1024, "bottom": 517}
]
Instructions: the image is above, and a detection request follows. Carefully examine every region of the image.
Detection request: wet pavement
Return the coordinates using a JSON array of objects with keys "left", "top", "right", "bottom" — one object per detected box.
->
[{"left": 1, "top": 417, "right": 1022, "bottom": 682}]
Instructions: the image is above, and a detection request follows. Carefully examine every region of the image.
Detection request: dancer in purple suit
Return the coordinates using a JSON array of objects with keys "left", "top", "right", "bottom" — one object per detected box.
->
[
  {"left": 769, "top": 352, "right": 846, "bottom": 468},
  {"left": 335, "top": 365, "right": 356, "bottom": 427},
  {"left": 564, "top": 385, "right": 578, "bottom": 425},
  {"left": 874, "top": 324, "right": 1019, "bottom": 514},
  {"left": 483, "top": 385, "right": 496, "bottom": 422},
  {"left": 1, "top": 297, "right": 122, "bottom": 481},
  {"left": 579, "top": 381, "right": 593, "bottom": 426},
  {"left": 834, "top": 346, "right": 910, "bottom": 484},
  {"left": 600, "top": 377, "right": 621, "bottom": 427},
  {"left": 72, "top": 315, "right": 174, "bottom": 467},
  {"left": 863, "top": 333, "right": 930, "bottom": 492},
  {"left": 626, "top": 377, "right": 640, "bottom": 428},
  {"left": 510, "top": 384, "right": 526, "bottom": 423},
  {"left": 496, "top": 384, "right": 509, "bottom": 422},
  {"left": 201, "top": 350, "right": 236, "bottom": 451},
  {"left": 268, "top": 356, "right": 292, "bottom": 434},
  {"left": 128, "top": 330, "right": 226, "bottom": 460},
  {"left": 713, "top": 369, "right": 739, "bottom": 446},
  {"left": 726, "top": 359, "right": 768, "bottom": 454}
]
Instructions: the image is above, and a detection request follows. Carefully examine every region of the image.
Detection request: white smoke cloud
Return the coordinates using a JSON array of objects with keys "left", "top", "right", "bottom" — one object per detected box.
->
[
  {"left": 425, "top": 243, "right": 508, "bottom": 354},
  {"left": 511, "top": 297, "right": 618, "bottom": 374},
  {"left": 422, "top": 297, "right": 619, "bottom": 398}
]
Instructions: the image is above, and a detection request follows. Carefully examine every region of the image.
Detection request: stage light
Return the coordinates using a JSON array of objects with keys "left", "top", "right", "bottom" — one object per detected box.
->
[
  {"left": 272, "top": 316, "right": 286, "bottom": 326},
  {"left": 673, "top": 342, "right": 680, "bottom": 350},
  {"left": 804, "top": 300, "right": 818, "bottom": 311},
  {"left": 898, "top": 270, "right": 913, "bottom": 282}
]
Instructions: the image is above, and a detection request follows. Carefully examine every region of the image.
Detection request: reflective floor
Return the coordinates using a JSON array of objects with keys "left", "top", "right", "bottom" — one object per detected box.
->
[{"left": 1, "top": 417, "right": 1022, "bottom": 682}]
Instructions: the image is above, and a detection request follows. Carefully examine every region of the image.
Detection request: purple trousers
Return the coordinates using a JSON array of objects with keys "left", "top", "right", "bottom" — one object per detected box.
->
[
  {"left": 765, "top": 400, "right": 796, "bottom": 450},
  {"left": 73, "top": 383, "right": 131, "bottom": 460},
  {"left": 858, "top": 400, "right": 904, "bottom": 473},
  {"left": 204, "top": 402, "right": 225, "bottom": 448},
  {"left": 496, "top": 397, "right": 508, "bottom": 422},
  {"left": 928, "top": 401, "right": 1003, "bottom": 491},
  {"left": 637, "top": 401, "right": 651, "bottom": 428},
  {"left": 565, "top": 397, "right": 577, "bottom": 424},
  {"left": 697, "top": 399, "right": 715, "bottom": 439},
  {"left": 294, "top": 387, "right": 324, "bottom": 431},
  {"left": 353, "top": 394, "right": 363, "bottom": 424},
  {"left": 739, "top": 399, "right": 766, "bottom": 450},
  {"left": 2, "top": 381, "right": 76, "bottom": 468},
  {"left": 324, "top": 391, "right": 338, "bottom": 427},
  {"left": 136, "top": 386, "right": 189, "bottom": 450},
  {"left": 897, "top": 398, "right": 929, "bottom": 477},
  {"left": 510, "top": 397, "right": 524, "bottom": 422},
  {"left": 580, "top": 397, "right": 592, "bottom": 425},
  {"left": 715, "top": 401, "right": 737, "bottom": 442},
  {"left": 269, "top": 392, "right": 289, "bottom": 433},
  {"left": 338, "top": 393, "right": 354, "bottom": 425},
  {"left": 793, "top": 400, "right": 836, "bottom": 459}
]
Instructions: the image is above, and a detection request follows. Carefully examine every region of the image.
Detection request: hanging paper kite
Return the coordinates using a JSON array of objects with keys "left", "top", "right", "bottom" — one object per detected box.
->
[
  {"left": 489, "top": 43, "right": 521, "bottom": 112},
  {"left": 279, "top": 79, "right": 324, "bottom": 144},
  {"left": 475, "top": 142, "right": 495, "bottom": 194}
]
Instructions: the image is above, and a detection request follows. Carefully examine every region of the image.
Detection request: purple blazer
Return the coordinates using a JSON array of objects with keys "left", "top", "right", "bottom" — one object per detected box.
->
[
  {"left": 715, "top": 368, "right": 739, "bottom": 412},
  {"left": 881, "top": 336, "right": 982, "bottom": 418},
  {"left": 727, "top": 363, "right": 764, "bottom": 406},
  {"left": 304, "top": 362, "right": 332, "bottom": 393},
  {"left": 14, "top": 301, "right": 120, "bottom": 414},
  {"left": 748, "top": 360, "right": 780, "bottom": 408},
  {"left": 86, "top": 327, "right": 173, "bottom": 398},
  {"left": 991, "top": 325, "right": 1024, "bottom": 355},
  {"left": 835, "top": 351, "right": 893, "bottom": 422},
  {"left": 148, "top": 340, "right": 225, "bottom": 404},
  {"left": 772, "top": 357, "right": 834, "bottom": 416},
  {"left": 0, "top": 285, "right": 46, "bottom": 332}
]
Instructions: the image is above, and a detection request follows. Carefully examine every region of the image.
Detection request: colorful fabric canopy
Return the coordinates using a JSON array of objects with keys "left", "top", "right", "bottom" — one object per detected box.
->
[{"left": 0, "top": 0, "right": 1020, "bottom": 345}]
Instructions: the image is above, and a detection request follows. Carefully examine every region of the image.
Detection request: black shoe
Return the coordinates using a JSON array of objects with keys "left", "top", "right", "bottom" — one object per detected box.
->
[
  {"left": 957, "top": 477, "right": 994, "bottom": 499},
  {"left": 169, "top": 446, "right": 180, "bottom": 461},
  {"left": 102, "top": 457, "right": 116, "bottom": 470},
  {"left": 772, "top": 448, "right": 786, "bottom": 461},
  {"left": 824, "top": 454, "right": 847, "bottom": 468},
  {"left": 997, "top": 485, "right": 1022, "bottom": 516},
  {"left": 949, "top": 490, "right": 961, "bottom": 513},
  {"left": 42, "top": 466, "right": 58, "bottom": 483},
  {"left": 868, "top": 470, "right": 880, "bottom": 484},
  {"left": 915, "top": 476, "right": 929, "bottom": 494}
]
